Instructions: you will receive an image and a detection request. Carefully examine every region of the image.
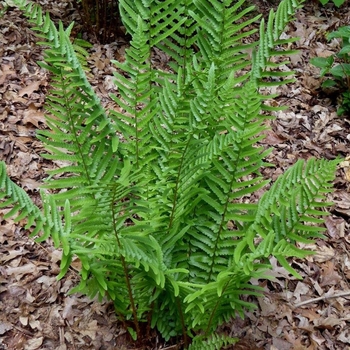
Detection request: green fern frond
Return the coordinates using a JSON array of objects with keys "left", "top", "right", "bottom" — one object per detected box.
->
[
  {"left": 234, "top": 158, "right": 338, "bottom": 270},
  {"left": 180, "top": 82, "right": 269, "bottom": 284},
  {"left": 110, "top": 16, "right": 158, "bottom": 169},
  {"left": 252, "top": 0, "right": 304, "bottom": 86},
  {"left": 188, "top": 333, "right": 238, "bottom": 350},
  {"left": 190, "top": 0, "right": 260, "bottom": 85},
  {"left": 0, "top": 162, "right": 44, "bottom": 236},
  {"left": 12, "top": 3, "right": 122, "bottom": 209}
]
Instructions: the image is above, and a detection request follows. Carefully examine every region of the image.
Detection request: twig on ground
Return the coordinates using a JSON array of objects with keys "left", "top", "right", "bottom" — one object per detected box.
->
[{"left": 294, "top": 290, "right": 350, "bottom": 307}]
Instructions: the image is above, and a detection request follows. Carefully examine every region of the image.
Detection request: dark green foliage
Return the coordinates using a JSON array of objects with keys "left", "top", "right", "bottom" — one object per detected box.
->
[
  {"left": 311, "top": 26, "right": 350, "bottom": 116},
  {"left": 318, "top": 0, "right": 345, "bottom": 6},
  {"left": 0, "top": 0, "right": 339, "bottom": 348}
]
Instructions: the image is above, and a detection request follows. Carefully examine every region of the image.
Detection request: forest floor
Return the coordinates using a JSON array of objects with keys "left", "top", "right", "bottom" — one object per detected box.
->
[{"left": 1, "top": 1, "right": 350, "bottom": 349}]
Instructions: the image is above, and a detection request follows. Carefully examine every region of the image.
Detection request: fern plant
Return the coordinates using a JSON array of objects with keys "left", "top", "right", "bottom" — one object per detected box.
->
[{"left": 0, "top": 0, "right": 339, "bottom": 348}]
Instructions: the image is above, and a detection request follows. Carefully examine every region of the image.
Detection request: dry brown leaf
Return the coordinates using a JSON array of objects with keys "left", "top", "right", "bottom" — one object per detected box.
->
[
  {"left": 80, "top": 320, "right": 99, "bottom": 339},
  {"left": 271, "top": 338, "right": 292, "bottom": 350},
  {"left": 325, "top": 216, "right": 346, "bottom": 238},
  {"left": 62, "top": 296, "right": 78, "bottom": 323},
  {"left": 0, "top": 321, "right": 12, "bottom": 335},
  {"left": 293, "top": 282, "right": 311, "bottom": 303},
  {"left": 263, "top": 129, "right": 286, "bottom": 145},
  {"left": 314, "top": 47, "right": 335, "bottom": 58},
  {"left": 258, "top": 296, "right": 277, "bottom": 317},
  {"left": 20, "top": 178, "right": 40, "bottom": 191},
  {"left": 0, "top": 222, "right": 15, "bottom": 242},
  {"left": 313, "top": 316, "right": 344, "bottom": 329},
  {"left": 320, "top": 261, "right": 342, "bottom": 287},
  {"left": 5, "top": 262, "right": 38, "bottom": 278},
  {"left": 337, "top": 329, "right": 350, "bottom": 344},
  {"left": 0, "top": 63, "right": 16, "bottom": 85},
  {"left": 18, "top": 80, "right": 41, "bottom": 97},
  {"left": 22, "top": 103, "right": 46, "bottom": 128},
  {"left": 29, "top": 318, "right": 41, "bottom": 331},
  {"left": 19, "top": 316, "right": 28, "bottom": 326},
  {"left": 284, "top": 330, "right": 315, "bottom": 350},
  {"left": 298, "top": 308, "right": 320, "bottom": 322},
  {"left": 4, "top": 90, "right": 28, "bottom": 103},
  {"left": 2, "top": 246, "right": 28, "bottom": 263},
  {"left": 312, "top": 245, "right": 335, "bottom": 263},
  {"left": 309, "top": 331, "right": 326, "bottom": 348},
  {"left": 24, "top": 336, "right": 43, "bottom": 350}
]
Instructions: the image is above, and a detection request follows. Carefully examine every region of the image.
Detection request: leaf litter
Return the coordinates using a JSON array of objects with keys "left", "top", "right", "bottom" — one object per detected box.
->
[{"left": 1, "top": 1, "right": 350, "bottom": 349}]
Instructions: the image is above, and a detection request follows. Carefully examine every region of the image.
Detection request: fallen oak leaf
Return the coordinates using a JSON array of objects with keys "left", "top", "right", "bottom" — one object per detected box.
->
[
  {"left": 22, "top": 103, "right": 46, "bottom": 128},
  {"left": 298, "top": 308, "right": 320, "bottom": 322},
  {"left": 20, "top": 178, "right": 41, "bottom": 191},
  {"left": 24, "top": 336, "right": 43, "bottom": 350},
  {"left": 303, "top": 244, "right": 335, "bottom": 263},
  {"left": 5, "top": 262, "right": 38, "bottom": 279},
  {"left": 263, "top": 129, "right": 287, "bottom": 146},
  {"left": 325, "top": 216, "right": 346, "bottom": 238},
  {"left": 313, "top": 316, "right": 345, "bottom": 329},
  {"left": 2, "top": 246, "right": 29, "bottom": 263},
  {"left": 0, "top": 63, "right": 16, "bottom": 85},
  {"left": 18, "top": 80, "right": 41, "bottom": 97},
  {"left": 320, "top": 260, "right": 342, "bottom": 286},
  {"left": 293, "top": 281, "right": 310, "bottom": 304}
]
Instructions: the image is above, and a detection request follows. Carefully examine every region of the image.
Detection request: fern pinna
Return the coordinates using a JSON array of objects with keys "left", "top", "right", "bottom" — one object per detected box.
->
[{"left": 0, "top": 0, "right": 339, "bottom": 348}]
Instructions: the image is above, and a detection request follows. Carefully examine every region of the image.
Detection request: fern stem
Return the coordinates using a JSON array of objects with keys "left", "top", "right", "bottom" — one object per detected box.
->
[
  {"left": 59, "top": 69, "right": 92, "bottom": 186},
  {"left": 204, "top": 277, "right": 231, "bottom": 337},
  {"left": 167, "top": 137, "right": 191, "bottom": 235},
  {"left": 207, "top": 3, "right": 232, "bottom": 281},
  {"left": 165, "top": 0, "right": 197, "bottom": 235},
  {"left": 110, "top": 189, "right": 140, "bottom": 338},
  {"left": 134, "top": 82, "right": 140, "bottom": 169},
  {"left": 175, "top": 296, "right": 189, "bottom": 348},
  {"left": 146, "top": 294, "right": 155, "bottom": 338},
  {"left": 121, "top": 254, "right": 140, "bottom": 337}
]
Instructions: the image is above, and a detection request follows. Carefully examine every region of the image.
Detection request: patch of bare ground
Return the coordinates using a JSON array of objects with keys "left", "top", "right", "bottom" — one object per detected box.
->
[{"left": 1, "top": 1, "right": 350, "bottom": 349}]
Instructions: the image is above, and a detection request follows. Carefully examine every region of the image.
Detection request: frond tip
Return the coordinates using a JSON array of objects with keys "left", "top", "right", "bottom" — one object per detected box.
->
[
  {"left": 188, "top": 333, "right": 238, "bottom": 350},
  {"left": 0, "top": 161, "right": 45, "bottom": 237},
  {"left": 234, "top": 157, "right": 339, "bottom": 272}
]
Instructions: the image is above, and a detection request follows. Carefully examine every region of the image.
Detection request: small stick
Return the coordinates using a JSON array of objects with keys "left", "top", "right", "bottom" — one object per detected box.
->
[{"left": 294, "top": 290, "right": 350, "bottom": 307}]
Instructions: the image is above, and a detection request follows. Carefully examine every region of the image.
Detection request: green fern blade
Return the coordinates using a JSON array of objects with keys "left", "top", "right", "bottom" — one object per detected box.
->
[
  {"left": 288, "top": 231, "right": 325, "bottom": 243},
  {"left": 234, "top": 158, "right": 338, "bottom": 266},
  {"left": 294, "top": 223, "right": 326, "bottom": 233},
  {"left": 0, "top": 162, "right": 47, "bottom": 239},
  {"left": 204, "top": 178, "right": 230, "bottom": 200},
  {"left": 3, "top": 203, "right": 23, "bottom": 219},
  {"left": 151, "top": 18, "right": 187, "bottom": 46},
  {"left": 156, "top": 40, "right": 186, "bottom": 67},
  {"left": 303, "top": 209, "right": 329, "bottom": 217},
  {"left": 275, "top": 255, "right": 302, "bottom": 279},
  {"left": 188, "top": 334, "right": 238, "bottom": 350}
]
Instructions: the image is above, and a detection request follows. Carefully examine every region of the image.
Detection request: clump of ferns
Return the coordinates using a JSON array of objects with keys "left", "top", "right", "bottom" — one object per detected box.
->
[{"left": 0, "top": 0, "right": 339, "bottom": 348}]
